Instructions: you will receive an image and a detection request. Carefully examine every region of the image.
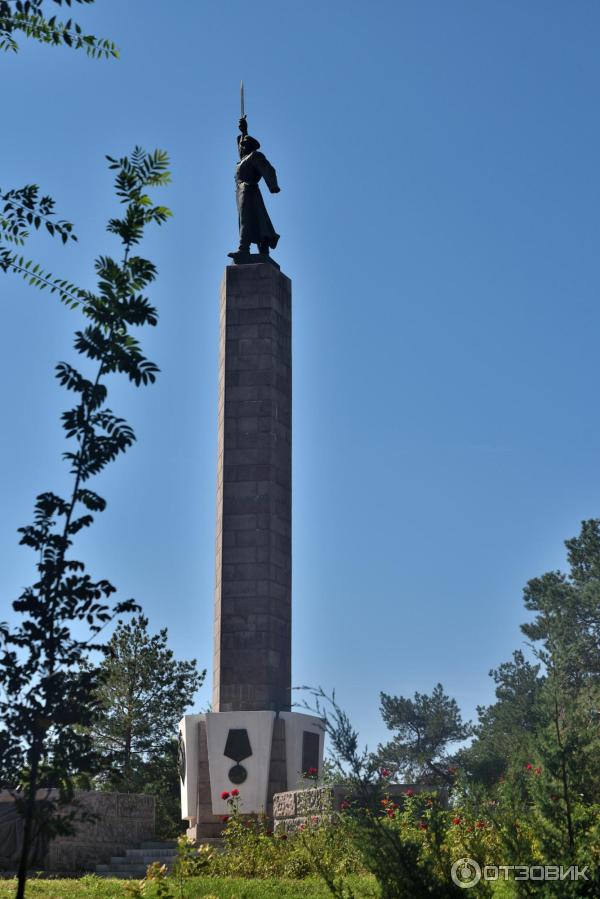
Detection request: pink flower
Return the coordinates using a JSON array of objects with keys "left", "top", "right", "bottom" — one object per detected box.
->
[
  {"left": 380, "top": 767, "right": 391, "bottom": 777},
  {"left": 311, "top": 816, "right": 318, "bottom": 824},
  {"left": 221, "top": 790, "right": 230, "bottom": 800}
]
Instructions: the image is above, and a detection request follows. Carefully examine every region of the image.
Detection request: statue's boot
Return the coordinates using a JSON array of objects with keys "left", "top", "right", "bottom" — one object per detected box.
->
[{"left": 228, "top": 244, "right": 251, "bottom": 260}]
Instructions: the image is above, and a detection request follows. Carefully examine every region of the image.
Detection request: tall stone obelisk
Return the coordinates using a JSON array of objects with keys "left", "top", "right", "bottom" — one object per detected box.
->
[
  {"left": 213, "top": 263, "right": 292, "bottom": 713},
  {"left": 179, "top": 109, "right": 323, "bottom": 839}
]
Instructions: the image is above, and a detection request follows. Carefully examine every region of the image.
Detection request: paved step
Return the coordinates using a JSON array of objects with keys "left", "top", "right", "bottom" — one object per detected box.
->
[
  {"left": 96, "top": 837, "right": 224, "bottom": 878},
  {"left": 96, "top": 839, "right": 178, "bottom": 878},
  {"left": 141, "top": 841, "right": 178, "bottom": 849}
]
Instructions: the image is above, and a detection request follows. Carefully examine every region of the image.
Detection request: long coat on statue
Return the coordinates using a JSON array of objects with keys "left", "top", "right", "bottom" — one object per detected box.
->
[{"left": 235, "top": 140, "right": 280, "bottom": 251}]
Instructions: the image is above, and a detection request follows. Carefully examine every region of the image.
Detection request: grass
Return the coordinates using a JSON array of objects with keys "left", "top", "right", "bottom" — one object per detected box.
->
[{"left": 0, "top": 875, "right": 379, "bottom": 898}]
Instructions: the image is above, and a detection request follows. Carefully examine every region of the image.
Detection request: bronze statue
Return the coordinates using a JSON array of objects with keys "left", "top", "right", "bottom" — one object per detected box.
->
[{"left": 228, "top": 113, "right": 280, "bottom": 264}]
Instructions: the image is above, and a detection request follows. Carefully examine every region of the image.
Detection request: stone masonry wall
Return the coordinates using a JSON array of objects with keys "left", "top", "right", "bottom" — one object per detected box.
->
[
  {"left": 0, "top": 790, "right": 155, "bottom": 872},
  {"left": 273, "top": 784, "right": 440, "bottom": 833}
]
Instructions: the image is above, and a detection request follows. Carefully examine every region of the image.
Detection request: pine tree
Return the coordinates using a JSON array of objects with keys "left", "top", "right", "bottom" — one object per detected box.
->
[{"left": 90, "top": 616, "right": 205, "bottom": 836}]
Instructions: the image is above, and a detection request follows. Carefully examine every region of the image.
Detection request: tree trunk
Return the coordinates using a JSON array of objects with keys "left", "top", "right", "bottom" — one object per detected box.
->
[{"left": 16, "top": 738, "right": 42, "bottom": 899}]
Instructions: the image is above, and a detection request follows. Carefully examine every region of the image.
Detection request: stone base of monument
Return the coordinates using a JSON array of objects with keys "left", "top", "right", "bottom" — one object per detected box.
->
[
  {"left": 179, "top": 711, "right": 324, "bottom": 838},
  {"left": 272, "top": 783, "right": 447, "bottom": 834}
]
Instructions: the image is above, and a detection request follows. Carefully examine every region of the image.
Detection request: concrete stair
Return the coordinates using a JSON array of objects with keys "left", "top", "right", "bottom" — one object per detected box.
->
[
  {"left": 95, "top": 838, "right": 224, "bottom": 879},
  {"left": 96, "top": 840, "right": 178, "bottom": 878}
]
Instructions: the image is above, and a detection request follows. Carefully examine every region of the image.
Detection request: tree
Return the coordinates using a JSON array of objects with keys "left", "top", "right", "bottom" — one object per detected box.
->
[
  {"left": 376, "top": 683, "right": 472, "bottom": 784},
  {"left": 304, "top": 688, "right": 463, "bottom": 899},
  {"left": 459, "top": 520, "right": 600, "bottom": 870},
  {"left": 519, "top": 520, "right": 600, "bottom": 855},
  {"left": 0, "top": 148, "right": 171, "bottom": 898},
  {"left": 458, "top": 651, "right": 543, "bottom": 787},
  {"left": 90, "top": 616, "right": 205, "bottom": 836}
]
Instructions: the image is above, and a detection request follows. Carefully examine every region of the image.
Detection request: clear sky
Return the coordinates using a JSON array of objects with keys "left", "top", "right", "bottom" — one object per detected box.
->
[{"left": 2, "top": 0, "right": 600, "bottom": 754}]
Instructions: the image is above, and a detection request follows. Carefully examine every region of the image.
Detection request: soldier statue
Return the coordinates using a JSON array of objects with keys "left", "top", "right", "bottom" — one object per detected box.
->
[{"left": 228, "top": 114, "right": 280, "bottom": 263}]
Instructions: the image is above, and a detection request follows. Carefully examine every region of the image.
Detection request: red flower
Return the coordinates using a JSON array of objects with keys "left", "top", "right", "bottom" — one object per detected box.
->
[
  {"left": 386, "top": 808, "right": 396, "bottom": 819},
  {"left": 306, "top": 766, "right": 318, "bottom": 777},
  {"left": 231, "top": 788, "right": 240, "bottom": 797},
  {"left": 220, "top": 815, "right": 229, "bottom": 823},
  {"left": 405, "top": 789, "right": 414, "bottom": 797},
  {"left": 466, "top": 825, "right": 473, "bottom": 832},
  {"left": 311, "top": 816, "right": 319, "bottom": 825},
  {"left": 221, "top": 790, "right": 230, "bottom": 800},
  {"left": 452, "top": 816, "right": 461, "bottom": 825},
  {"left": 476, "top": 820, "right": 485, "bottom": 829},
  {"left": 525, "top": 763, "right": 533, "bottom": 771},
  {"left": 418, "top": 822, "right": 427, "bottom": 830},
  {"left": 534, "top": 766, "right": 542, "bottom": 776},
  {"left": 299, "top": 823, "right": 305, "bottom": 831},
  {"left": 380, "top": 767, "right": 391, "bottom": 777},
  {"left": 340, "top": 800, "right": 350, "bottom": 810}
]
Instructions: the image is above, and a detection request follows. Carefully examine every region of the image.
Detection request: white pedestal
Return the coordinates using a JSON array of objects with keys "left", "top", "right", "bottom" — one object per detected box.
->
[{"left": 178, "top": 710, "right": 325, "bottom": 821}]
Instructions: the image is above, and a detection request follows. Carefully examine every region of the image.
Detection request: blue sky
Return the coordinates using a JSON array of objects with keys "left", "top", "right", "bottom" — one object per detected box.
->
[{"left": 2, "top": 0, "right": 600, "bottom": 754}]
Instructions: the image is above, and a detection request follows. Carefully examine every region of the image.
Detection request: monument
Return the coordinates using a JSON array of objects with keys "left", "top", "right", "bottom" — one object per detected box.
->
[{"left": 179, "top": 96, "right": 324, "bottom": 838}]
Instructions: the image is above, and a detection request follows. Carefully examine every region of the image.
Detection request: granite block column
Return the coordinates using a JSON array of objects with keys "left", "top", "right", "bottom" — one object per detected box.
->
[{"left": 213, "top": 263, "right": 292, "bottom": 714}]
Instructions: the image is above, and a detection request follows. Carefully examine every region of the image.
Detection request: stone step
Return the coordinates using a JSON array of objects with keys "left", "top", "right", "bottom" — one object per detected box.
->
[
  {"left": 96, "top": 837, "right": 223, "bottom": 877},
  {"left": 141, "top": 840, "right": 178, "bottom": 849},
  {"left": 110, "top": 856, "right": 175, "bottom": 866},
  {"left": 102, "top": 869, "right": 149, "bottom": 878}
]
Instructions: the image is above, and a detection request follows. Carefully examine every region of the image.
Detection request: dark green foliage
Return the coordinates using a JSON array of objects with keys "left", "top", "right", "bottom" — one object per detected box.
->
[
  {"left": 0, "top": 1, "right": 117, "bottom": 57},
  {"left": 90, "top": 615, "right": 205, "bottom": 838},
  {"left": 304, "top": 689, "right": 461, "bottom": 899},
  {"left": 1, "top": 1, "right": 117, "bottom": 304},
  {"left": 458, "top": 651, "right": 543, "bottom": 787},
  {"left": 0, "top": 148, "right": 170, "bottom": 895},
  {"left": 376, "top": 683, "right": 472, "bottom": 784},
  {"left": 455, "top": 520, "right": 600, "bottom": 893}
]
